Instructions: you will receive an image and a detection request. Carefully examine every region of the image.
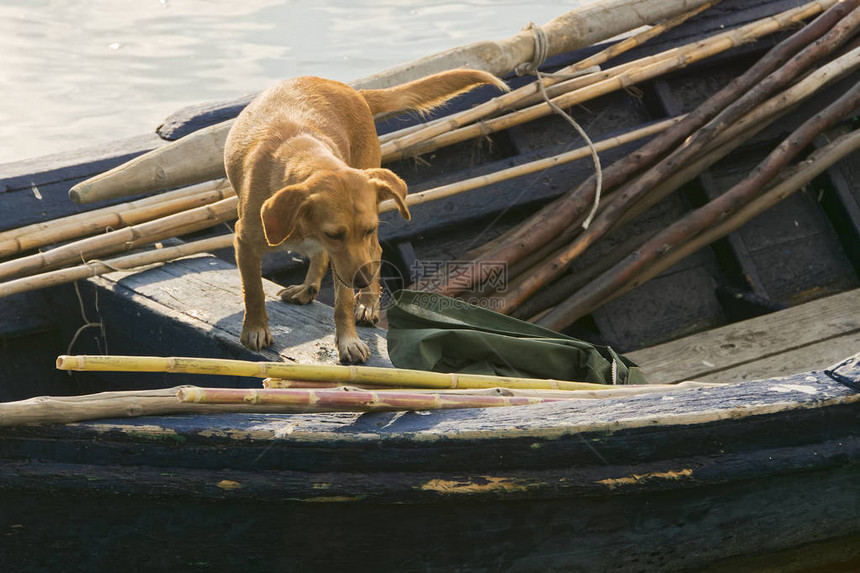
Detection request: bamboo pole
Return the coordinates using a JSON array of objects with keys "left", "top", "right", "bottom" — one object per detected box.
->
[
  {"left": 431, "top": 0, "right": 849, "bottom": 298},
  {"left": 537, "top": 81, "right": 860, "bottom": 331},
  {"left": 382, "top": 0, "right": 839, "bottom": 163},
  {"left": 68, "top": 0, "right": 714, "bottom": 204},
  {"left": 380, "top": 116, "right": 681, "bottom": 213},
  {"left": 0, "top": 387, "right": 283, "bottom": 426},
  {"left": 0, "top": 234, "right": 235, "bottom": 299},
  {"left": 0, "top": 196, "right": 238, "bottom": 282},
  {"left": 583, "top": 127, "right": 860, "bottom": 318},
  {"left": 0, "top": 179, "right": 234, "bottom": 259},
  {"left": 379, "top": 0, "right": 719, "bottom": 157},
  {"left": 0, "top": 178, "right": 230, "bottom": 243},
  {"left": 176, "top": 386, "right": 561, "bottom": 411},
  {"left": 55, "top": 355, "right": 614, "bottom": 391},
  {"left": 497, "top": 40, "right": 860, "bottom": 312},
  {"left": 265, "top": 378, "right": 718, "bottom": 396},
  {"left": 0, "top": 119, "right": 681, "bottom": 297}
]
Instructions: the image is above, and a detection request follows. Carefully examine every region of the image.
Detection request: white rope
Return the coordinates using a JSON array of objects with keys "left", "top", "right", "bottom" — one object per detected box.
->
[{"left": 517, "top": 22, "right": 603, "bottom": 229}]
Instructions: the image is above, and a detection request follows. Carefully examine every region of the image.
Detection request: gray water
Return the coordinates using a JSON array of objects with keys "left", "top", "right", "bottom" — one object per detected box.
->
[{"left": 0, "top": 0, "right": 586, "bottom": 165}]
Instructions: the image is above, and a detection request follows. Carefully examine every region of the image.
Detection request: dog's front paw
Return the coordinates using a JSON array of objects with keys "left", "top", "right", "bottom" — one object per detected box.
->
[
  {"left": 241, "top": 322, "right": 273, "bottom": 351},
  {"left": 336, "top": 335, "right": 370, "bottom": 364},
  {"left": 278, "top": 283, "right": 319, "bottom": 305},
  {"left": 354, "top": 299, "right": 379, "bottom": 326}
]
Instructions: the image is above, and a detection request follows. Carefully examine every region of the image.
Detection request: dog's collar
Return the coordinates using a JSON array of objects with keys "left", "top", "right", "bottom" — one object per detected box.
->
[{"left": 332, "top": 267, "right": 352, "bottom": 289}]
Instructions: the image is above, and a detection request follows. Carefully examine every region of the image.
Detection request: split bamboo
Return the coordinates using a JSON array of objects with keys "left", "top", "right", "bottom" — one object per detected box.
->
[
  {"left": 0, "top": 196, "right": 238, "bottom": 282},
  {"left": 69, "top": 0, "right": 713, "bottom": 204},
  {"left": 0, "top": 179, "right": 234, "bottom": 259},
  {"left": 537, "top": 80, "right": 860, "bottom": 330},
  {"left": 55, "top": 354, "right": 613, "bottom": 391}
]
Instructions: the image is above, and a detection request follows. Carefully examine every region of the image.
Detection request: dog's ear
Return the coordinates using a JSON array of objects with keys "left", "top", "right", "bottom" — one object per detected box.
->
[
  {"left": 260, "top": 184, "right": 311, "bottom": 246},
  {"left": 367, "top": 168, "right": 410, "bottom": 220}
]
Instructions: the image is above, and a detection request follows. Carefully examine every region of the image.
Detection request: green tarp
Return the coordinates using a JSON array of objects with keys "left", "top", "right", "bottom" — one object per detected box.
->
[{"left": 386, "top": 290, "right": 647, "bottom": 385}]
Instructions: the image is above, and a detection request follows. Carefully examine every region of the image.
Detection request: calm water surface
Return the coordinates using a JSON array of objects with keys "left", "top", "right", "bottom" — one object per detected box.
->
[{"left": 1, "top": 0, "right": 586, "bottom": 164}]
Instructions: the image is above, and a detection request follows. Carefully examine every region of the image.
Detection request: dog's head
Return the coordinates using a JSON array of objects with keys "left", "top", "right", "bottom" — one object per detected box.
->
[{"left": 260, "top": 167, "right": 410, "bottom": 288}]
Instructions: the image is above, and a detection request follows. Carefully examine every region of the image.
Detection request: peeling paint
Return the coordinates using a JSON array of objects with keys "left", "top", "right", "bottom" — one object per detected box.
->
[
  {"left": 598, "top": 468, "right": 694, "bottom": 490},
  {"left": 216, "top": 479, "right": 241, "bottom": 491},
  {"left": 420, "top": 476, "right": 530, "bottom": 494}
]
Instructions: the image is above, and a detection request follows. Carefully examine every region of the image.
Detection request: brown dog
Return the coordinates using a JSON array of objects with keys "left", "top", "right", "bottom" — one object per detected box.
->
[{"left": 224, "top": 69, "right": 507, "bottom": 363}]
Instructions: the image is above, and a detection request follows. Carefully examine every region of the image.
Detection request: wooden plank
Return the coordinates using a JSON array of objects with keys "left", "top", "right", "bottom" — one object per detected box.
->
[
  {"left": 626, "top": 288, "right": 860, "bottom": 383},
  {"left": 694, "top": 330, "right": 860, "bottom": 383},
  {"left": 91, "top": 254, "right": 391, "bottom": 367}
]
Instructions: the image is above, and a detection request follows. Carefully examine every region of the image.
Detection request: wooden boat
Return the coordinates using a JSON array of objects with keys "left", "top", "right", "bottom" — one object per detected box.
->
[{"left": 1, "top": 0, "right": 858, "bottom": 570}]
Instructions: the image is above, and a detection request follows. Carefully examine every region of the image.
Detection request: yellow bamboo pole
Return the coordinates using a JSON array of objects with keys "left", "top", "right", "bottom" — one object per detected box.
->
[
  {"left": 0, "top": 179, "right": 234, "bottom": 259},
  {"left": 0, "top": 178, "right": 230, "bottom": 243},
  {"left": 0, "top": 196, "right": 238, "bottom": 282},
  {"left": 56, "top": 354, "right": 613, "bottom": 391},
  {"left": 0, "top": 234, "right": 235, "bottom": 299},
  {"left": 378, "top": 0, "right": 721, "bottom": 154},
  {"left": 176, "top": 386, "right": 557, "bottom": 411},
  {"left": 380, "top": 115, "right": 682, "bottom": 213},
  {"left": 381, "top": 0, "right": 836, "bottom": 162}
]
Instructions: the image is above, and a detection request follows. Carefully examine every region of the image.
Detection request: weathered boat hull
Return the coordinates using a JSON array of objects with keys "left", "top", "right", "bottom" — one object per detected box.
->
[
  {"left": 1, "top": 361, "right": 858, "bottom": 572},
  {"left": 1, "top": 0, "right": 859, "bottom": 570}
]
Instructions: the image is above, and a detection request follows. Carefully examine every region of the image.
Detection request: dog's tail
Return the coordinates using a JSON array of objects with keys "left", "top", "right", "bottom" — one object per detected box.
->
[{"left": 359, "top": 69, "right": 509, "bottom": 117}]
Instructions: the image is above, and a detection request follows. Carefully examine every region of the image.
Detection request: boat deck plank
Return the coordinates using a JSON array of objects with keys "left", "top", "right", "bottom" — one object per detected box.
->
[
  {"left": 91, "top": 253, "right": 391, "bottom": 367},
  {"left": 626, "top": 288, "right": 860, "bottom": 384}
]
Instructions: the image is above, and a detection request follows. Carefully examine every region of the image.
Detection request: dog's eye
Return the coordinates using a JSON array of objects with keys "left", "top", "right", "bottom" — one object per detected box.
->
[
  {"left": 325, "top": 231, "right": 344, "bottom": 241},
  {"left": 364, "top": 227, "right": 377, "bottom": 237}
]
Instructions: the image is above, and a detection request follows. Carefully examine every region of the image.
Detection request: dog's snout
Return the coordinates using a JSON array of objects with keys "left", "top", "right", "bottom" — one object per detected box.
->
[{"left": 352, "top": 266, "right": 374, "bottom": 288}]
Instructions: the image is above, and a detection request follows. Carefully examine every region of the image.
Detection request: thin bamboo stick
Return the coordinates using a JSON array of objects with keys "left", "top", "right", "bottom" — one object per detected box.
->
[
  {"left": 379, "top": 116, "right": 681, "bottom": 213},
  {"left": 379, "top": 0, "right": 719, "bottom": 156},
  {"left": 176, "top": 386, "right": 562, "bottom": 411},
  {"left": 537, "top": 81, "right": 860, "bottom": 330},
  {"left": 0, "top": 196, "right": 238, "bottom": 282},
  {"left": 0, "top": 180, "right": 234, "bottom": 259},
  {"left": 55, "top": 355, "right": 613, "bottom": 391},
  {"left": 593, "top": 127, "right": 860, "bottom": 315},
  {"left": 431, "top": 0, "right": 848, "bottom": 298},
  {"left": 0, "top": 234, "right": 235, "bottom": 299},
  {"left": 263, "top": 377, "right": 718, "bottom": 396},
  {"left": 0, "top": 178, "right": 230, "bottom": 243},
  {"left": 491, "top": 13, "right": 860, "bottom": 312},
  {"left": 382, "top": 0, "right": 838, "bottom": 163}
]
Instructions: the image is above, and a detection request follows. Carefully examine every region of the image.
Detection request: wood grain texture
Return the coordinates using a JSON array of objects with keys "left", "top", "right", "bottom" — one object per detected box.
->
[
  {"left": 90, "top": 253, "right": 391, "bottom": 367},
  {"left": 626, "top": 288, "right": 860, "bottom": 383}
]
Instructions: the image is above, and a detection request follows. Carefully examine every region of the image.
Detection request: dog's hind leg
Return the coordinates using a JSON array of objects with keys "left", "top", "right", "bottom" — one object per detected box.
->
[
  {"left": 279, "top": 250, "right": 329, "bottom": 305},
  {"left": 235, "top": 233, "right": 274, "bottom": 351}
]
